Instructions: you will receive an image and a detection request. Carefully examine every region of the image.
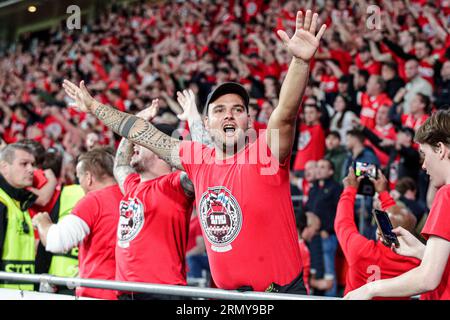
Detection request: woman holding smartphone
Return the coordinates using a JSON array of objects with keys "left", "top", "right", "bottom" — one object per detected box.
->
[{"left": 345, "top": 110, "right": 450, "bottom": 300}]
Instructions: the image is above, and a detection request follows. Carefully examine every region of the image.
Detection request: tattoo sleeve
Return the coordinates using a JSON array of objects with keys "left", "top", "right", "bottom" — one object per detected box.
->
[
  {"left": 114, "top": 137, "right": 136, "bottom": 193},
  {"left": 189, "top": 119, "right": 214, "bottom": 147},
  {"left": 93, "top": 103, "right": 183, "bottom": 170},
  {"left": 180, "top": 172, "right": 195, "bottom": 198}
]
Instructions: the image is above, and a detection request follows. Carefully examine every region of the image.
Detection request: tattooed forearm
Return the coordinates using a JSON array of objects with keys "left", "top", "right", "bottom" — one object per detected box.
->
[
  {"left": 189, "top": 119, "right": 214, "bottom": 147},
  {"left": 115, "top": 138, "right": 134, "bottom": 167},
  {"left": 180, "top": 172, "right": 195, "bottom": 198},
  {"left": 93, "top": 103, "right": 183, "bottom": 170},
  {"left": 114, "top": 138, "right": 135, "bottom": 193}
]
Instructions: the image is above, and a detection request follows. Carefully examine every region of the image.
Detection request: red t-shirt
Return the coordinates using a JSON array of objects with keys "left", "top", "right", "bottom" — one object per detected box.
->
[
  {"left": 320, "top": 74, "right": 338, "bottom": 93},
  {"left": 360, "top": 93, "right": 393, "bottom": 130},
  {"left": 355, "top": 56, "right": 381, "bottom": 75},
  {"left": 72, "top": 184, "right": 122, "bottom": 300},
  {"left": 420, "top": 184, "right": 450, "bottom": 300},
  {"left": 179, "top": 132, "right": 303, "bottom": 291},
  {"left": 293, "top": 123, "right": 325, "bottom": 171},
  {"left": 115, "top": 172, "right": 193, "bottom": 288},
  {"left": 335, "top": 187, "right": 421, "bottom": 299}
]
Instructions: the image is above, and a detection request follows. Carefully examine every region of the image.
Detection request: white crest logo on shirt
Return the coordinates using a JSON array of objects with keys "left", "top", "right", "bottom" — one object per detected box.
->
[
  {"left": 199, "top": 187, "right": 242, "bottom": 253},
  {"left": 117, "top": 197, "right": 145, "bottom": 248},
  {"left": 298, "top": 131, "right": 311, "bottom": 150}
]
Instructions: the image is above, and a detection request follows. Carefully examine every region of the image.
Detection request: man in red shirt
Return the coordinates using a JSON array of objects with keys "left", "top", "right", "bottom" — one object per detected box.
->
[
  {"left": 293, "top": 99, "right": 326, "bottom": 172},
  {"left": 63, "top": 9, "right": 327, "bottom": 294},
  {"left": 336, "top": 169, "right": 420, "bottom": 299},
  {"left": 113, "top": 104, "right": 194, "bottom": 300},
  {"left": 358, "top": 75, "right": 392, "bottom": 130},
  {"left": 345, "top": 110, "right": 450, "bottom": 300},
  {"left": 401, "top": 93, "right": 430, "bottom": 131},
  {"left": 32, "top": 149, "right": 122, "bottom": 300},
  {"left": 368, "top": 105, "right": 397, "bottom": 168}
]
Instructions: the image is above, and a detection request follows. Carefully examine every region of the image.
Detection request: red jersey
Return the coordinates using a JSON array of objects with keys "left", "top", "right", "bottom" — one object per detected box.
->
[
  {"left": 320, "top": 74, "right": 338, "bottom": 93},
  {"left": 335, "top": 187, "right": 421, "bottom": 299},
  {"left": 298, "top": 239, "right": 311, "bottom": 294},
  {"left": 401, "top": 114, "right": 429, "bottom": 131},
  {"left": 179, "top": 132, "right": 303, "bottom": 291},
  {"left": 420, "top": 184, "right": 450, "bottom": 300},
  {"left": 418, "top": 60, "right": 434, "bottom": 86},
  {"left": 72, "top": 184, "right": 122, "bottom": 300},
  {"left": 369, "top": 124, "right": 397, "bottom": 167},
  {"left": 115, "top": 172, "right": 193, "bottom": 288},
  {"left": 355, "top": 56, "right": 381, "bottom": 75},
  {"left": 293, "top": 123, "right": 325, "bottom": 171},
  {"left": 359, "top": 93, "right": 393, "bottom": 130}
]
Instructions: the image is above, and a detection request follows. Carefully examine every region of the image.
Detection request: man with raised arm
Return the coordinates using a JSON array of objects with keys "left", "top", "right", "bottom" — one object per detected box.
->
[
  {"left": 63, "top": 10, "right": 326, "bottom": 294},
  {"left": 113, "top": 100, "right": 195, "bottom": 300}
]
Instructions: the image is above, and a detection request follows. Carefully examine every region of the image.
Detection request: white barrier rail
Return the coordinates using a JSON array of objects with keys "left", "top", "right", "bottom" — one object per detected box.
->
[{"left": 0, "top": 272, "right": 340, "bottom": 300}]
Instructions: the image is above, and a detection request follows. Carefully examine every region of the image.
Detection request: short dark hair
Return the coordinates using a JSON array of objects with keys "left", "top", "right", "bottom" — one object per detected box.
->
[
  {"left": 327, "top": 131, "right": 341, "bottom": 141},
  {"left": 320, "top": 158, "right": 335, "bottom": 173},
  {"left": 358, "top": 70, "right": 370, "bottom": 82},
  {"left": 77, "top": 148, "right": 114, "bottom": 180},
  {"left": 0, "top": 143, "right": 34, "bottom": 164},
  {"left": 399, "top": 126, "right": 415, "bottom": 139},
  {"left": 346, "top": 128, "right": 365, "bottom": 143},
  {"left": 382, "top": 61, "right": 398, "bottom": 73}
]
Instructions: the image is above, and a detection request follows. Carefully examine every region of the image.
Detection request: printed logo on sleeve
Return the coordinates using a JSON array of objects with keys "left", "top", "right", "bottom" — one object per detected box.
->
[
  {"left": 199, "top": 187, "right": 243, "bottom": 253},
  {"left": 117, "top": 198, "right": 145, "bottom": 248}
]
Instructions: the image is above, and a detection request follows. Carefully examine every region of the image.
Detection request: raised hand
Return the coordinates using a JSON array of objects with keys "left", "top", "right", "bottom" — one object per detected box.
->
[
  {"left": 62, "top": 80, "right": 95, "bottom": 113},
  {"left": 176, "top": 89, "right": 200, "bottom": 122},
  {"left": 136, "top": 99, "right": 160, "bottom": 122},
  {"left": 369, "top": 169, "right": 388, "bottom": 194},
  {"left": 343, "top": 167, "right": 363, "bottom": 189},
  {"left": 277, "top": 10, "right": 327, "bottom": 62}
]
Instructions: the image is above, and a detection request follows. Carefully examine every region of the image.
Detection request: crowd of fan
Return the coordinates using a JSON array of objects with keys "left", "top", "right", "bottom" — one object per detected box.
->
[{"left": 1, "top": 0, "right": 450, "bottom": 297}]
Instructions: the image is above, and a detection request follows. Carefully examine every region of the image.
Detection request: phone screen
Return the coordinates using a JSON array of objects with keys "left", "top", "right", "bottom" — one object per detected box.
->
[
  {"left": 374, "top": 210, "right": 399, "bottom": 247},
  {"left": 355, "top": 162, "right": 377, "bottom": 179}
]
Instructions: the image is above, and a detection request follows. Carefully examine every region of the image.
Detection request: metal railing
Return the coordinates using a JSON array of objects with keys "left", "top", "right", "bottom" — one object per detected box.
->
[{"left": 0, "top": 272, "right": 340, "bottom": 300}]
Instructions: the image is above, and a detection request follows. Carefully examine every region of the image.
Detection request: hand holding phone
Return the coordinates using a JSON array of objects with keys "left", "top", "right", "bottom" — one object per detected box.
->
[
  {"left": 373, "top": 209, "right": 400, "bottom": 248},
  {"left": 353, "top": 162, "right": 378, "bottom": 196}
]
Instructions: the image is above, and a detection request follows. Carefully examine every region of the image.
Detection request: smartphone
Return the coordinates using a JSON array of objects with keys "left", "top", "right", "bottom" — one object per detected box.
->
[
  {"left": 373, "top": 209, "right": 400, "bottom": 248},
  {"left": 355, "top": 162, "right": 378, "bottom": 179},
  {"left": 353, "top": 162, "right": 378, "bottom": 196}
]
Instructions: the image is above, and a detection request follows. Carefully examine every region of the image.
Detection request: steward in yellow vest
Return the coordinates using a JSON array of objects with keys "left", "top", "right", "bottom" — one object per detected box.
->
[{"left": 0, "top": 144, "right": 38, "bottom": 291}]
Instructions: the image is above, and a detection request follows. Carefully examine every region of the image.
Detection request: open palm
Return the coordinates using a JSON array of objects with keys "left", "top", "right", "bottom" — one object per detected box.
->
[
  {"left": 63, "top": 79, "right": 94, "bottom": 113},
  {"left": 136, "top": 99, "right": 160, "bottom": 121},
  {"left": 176, "top": 89, "right": 199, "bottom": 121},
  {"left": 277, "top": 10, "right": 326, "bottom": 61}
]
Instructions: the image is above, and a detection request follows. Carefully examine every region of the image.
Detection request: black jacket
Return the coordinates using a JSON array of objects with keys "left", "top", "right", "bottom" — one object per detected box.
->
[{"left": 305, "top": 178, "right": 343, "bottom": 234}]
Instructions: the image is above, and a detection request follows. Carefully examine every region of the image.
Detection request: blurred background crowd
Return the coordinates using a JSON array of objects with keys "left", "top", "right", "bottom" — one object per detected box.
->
[{"left": 0, "top": 0, "right": 449, "bottom": 297}]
